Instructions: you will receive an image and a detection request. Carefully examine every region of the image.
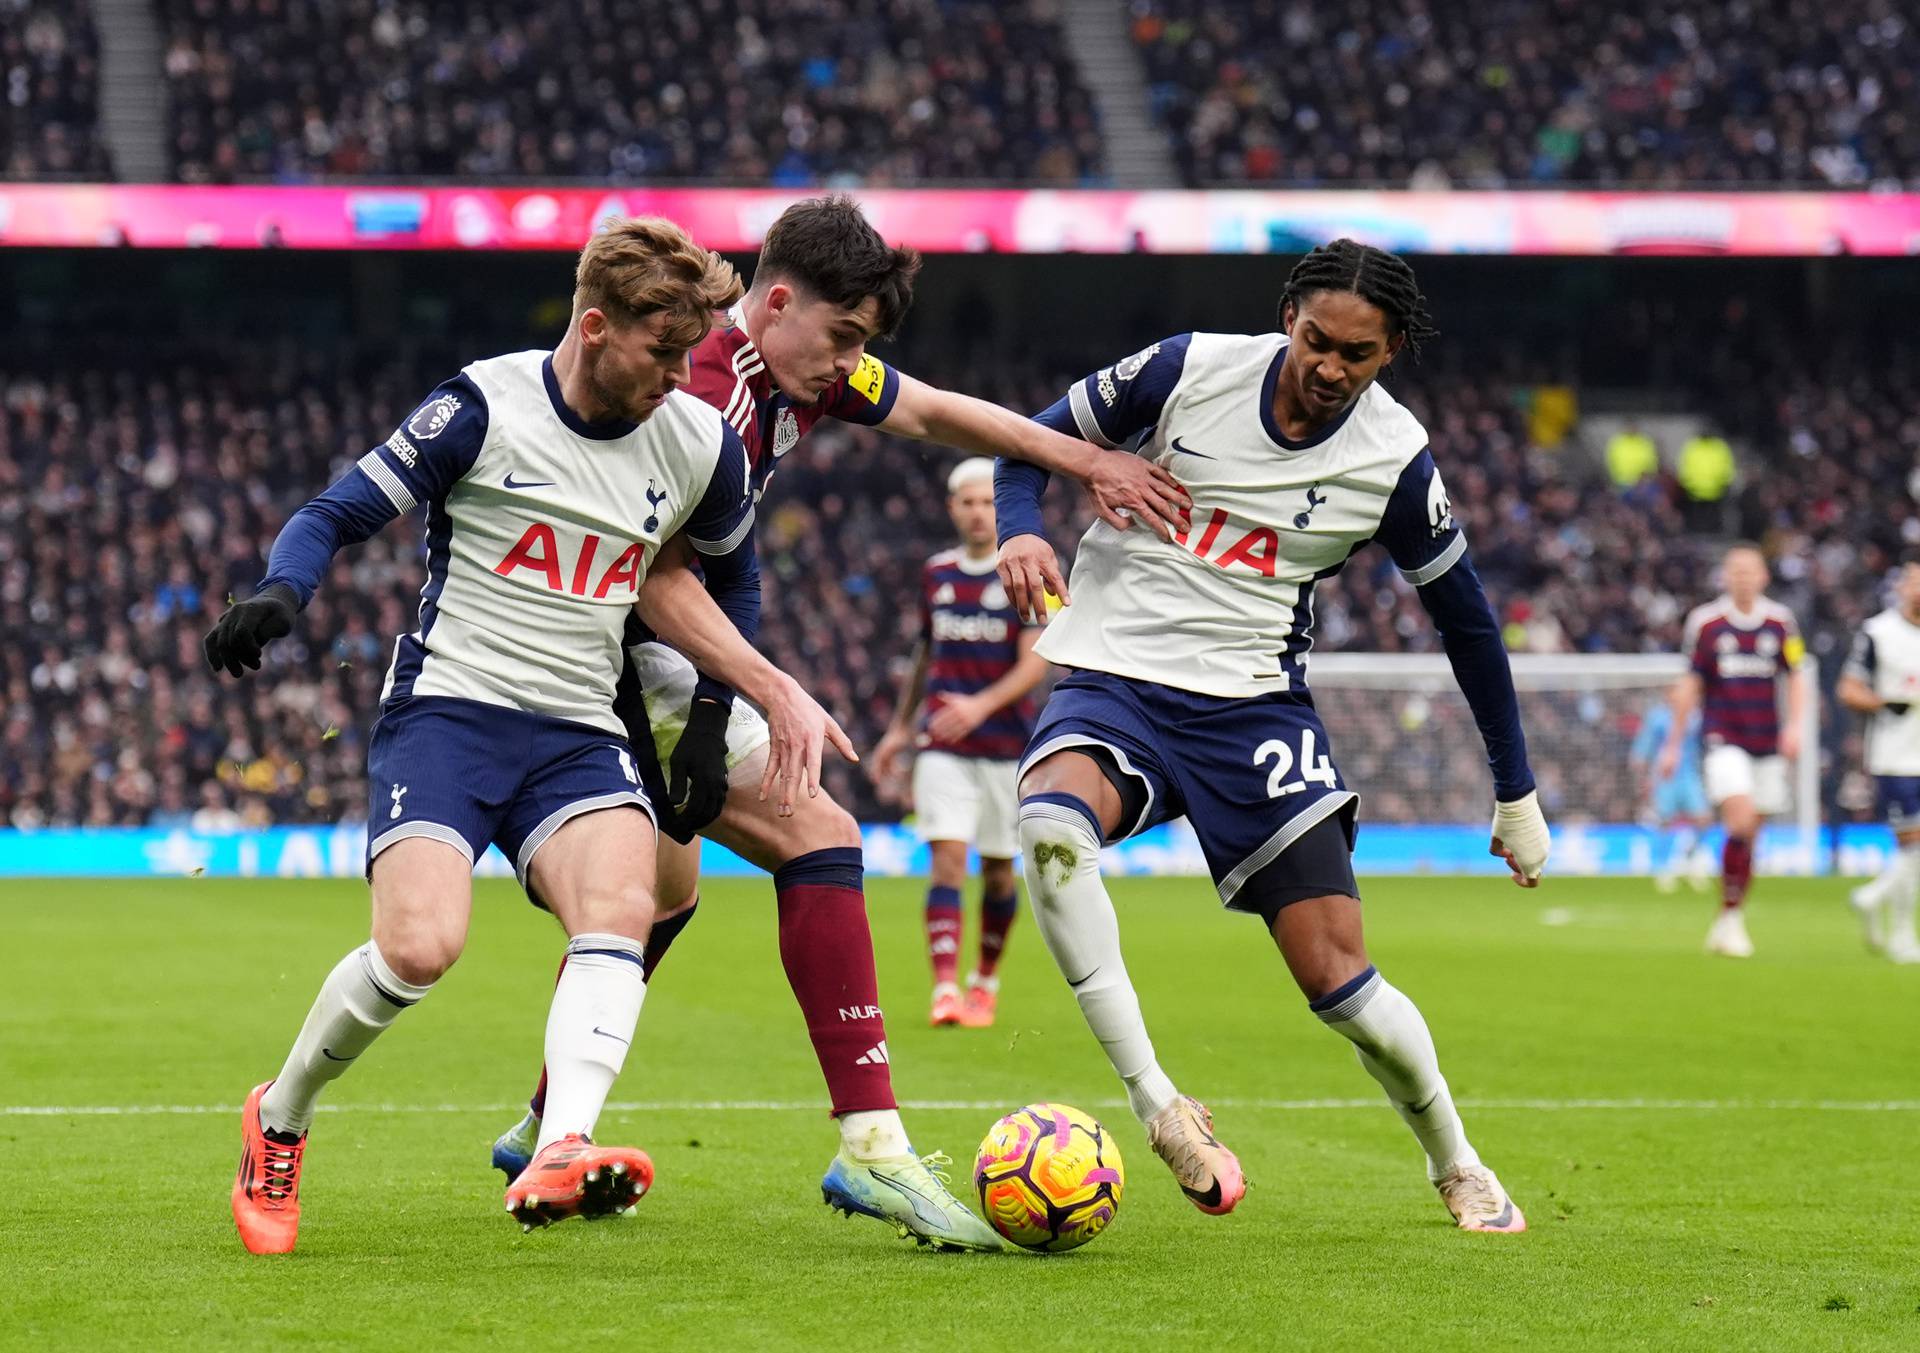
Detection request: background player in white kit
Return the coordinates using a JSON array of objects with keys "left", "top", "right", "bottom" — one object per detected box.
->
[
  {"left": 1838, "top": 555, "right": 1920, "bottom": 962},
  {"left": 995, "top": 241, "right": 1551, "bottom": 1233},
  {"left": 872, "top": 458, "right": 1050, "bottom": 1028},
  {"left": 204, "top": 218, "right": 819, "bottom": 1251}
]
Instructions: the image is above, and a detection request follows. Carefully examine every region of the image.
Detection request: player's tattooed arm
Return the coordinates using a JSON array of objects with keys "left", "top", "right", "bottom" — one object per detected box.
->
[
  {"left": 882, "top": 374, "right": 1190, "bottom": 537},
  {"left": 636, "top": 541, "right": 857, "bottom": 815}
]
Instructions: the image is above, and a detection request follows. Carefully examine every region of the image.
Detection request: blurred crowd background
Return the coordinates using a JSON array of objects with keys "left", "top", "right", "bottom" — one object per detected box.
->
[
  {"left": 2, "top": 248, "right": 1914, "bottom": 831},
  {"left": 7, "top": 0, "right": 1916, "bottom": 188}
]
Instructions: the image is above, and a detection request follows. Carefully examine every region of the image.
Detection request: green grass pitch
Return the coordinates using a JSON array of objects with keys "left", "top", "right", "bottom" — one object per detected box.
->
[{"left": 2, "top": 874, "right": 1916, "bottom": 1351}]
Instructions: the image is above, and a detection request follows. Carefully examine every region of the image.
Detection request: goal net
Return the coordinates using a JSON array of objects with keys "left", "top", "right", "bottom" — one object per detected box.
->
[{"left": 1303, "top": 653, "right": 1821, "bottom": 846}]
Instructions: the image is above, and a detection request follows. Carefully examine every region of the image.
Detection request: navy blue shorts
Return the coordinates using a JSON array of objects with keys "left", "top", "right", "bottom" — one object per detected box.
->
[
  {"left": 1020, "top": 669, "right": 1359, "bottom": 911},
  {"left": 1877, "top": 775, "right": 1920, "bottom": 831},
  {"left": 364, "top": 695, "right": 654, "bottom": 884}
]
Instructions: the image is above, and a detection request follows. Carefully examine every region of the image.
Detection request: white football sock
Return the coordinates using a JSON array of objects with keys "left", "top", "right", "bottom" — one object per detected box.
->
[
  {"left": 1663, "top": 826, "right": 1699, "bottom": 879},
  {"left": 1315, "top": 968, "right": 1478, "bottom": 1182},
  {"left": 838, "top": 1109, "right": 912, "bottom": 1161},
  {"left": 259, "top": 941, "right": 430, "bottom": 1138},
  {"left": 1857, "top": 850, "right": 1905, "bottom": 907},
  {"left": 536, "top": 933, "right": 646, "bottom": 1153},
  {"left": 1019, "top": 801, "right": 1177, "bottom": 1125},
  {"left": 1889, "top": 846, "right": 1920, "bottom": 947}
]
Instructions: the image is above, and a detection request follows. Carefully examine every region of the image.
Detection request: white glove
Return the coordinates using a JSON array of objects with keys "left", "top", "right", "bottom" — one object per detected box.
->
[{"left": 1490, "top": 789, "right": 1550, "bottom": 886}]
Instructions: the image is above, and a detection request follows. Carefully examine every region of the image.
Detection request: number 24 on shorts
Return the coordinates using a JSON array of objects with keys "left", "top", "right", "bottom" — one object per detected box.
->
[{"left": 1255, "top": 730, "right": 1337, "bottom": 799}]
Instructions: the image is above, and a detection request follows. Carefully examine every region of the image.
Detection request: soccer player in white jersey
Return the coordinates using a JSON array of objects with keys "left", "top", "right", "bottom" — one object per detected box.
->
[
  {"left": 204, "top": 218, "right": 838, "bottom": 1252},
  {"left": 872, "top": 458, "right": 1050, "bottom": 1028},
  {"left": 1838, "top": 556, "right": 1920, "bottom": 962},
  {"left": 994, "top": 240, "right": 1551, "bottom": 1233}
]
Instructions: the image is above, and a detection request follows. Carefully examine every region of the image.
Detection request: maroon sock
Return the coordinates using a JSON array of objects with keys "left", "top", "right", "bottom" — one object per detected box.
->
[
  {"left": 775, "top": 847, "right": 896, "bottom": 1115},
  {"left": 1721, "top": 835, "right": 1753, "bottom": 909},
  {"left": 926, "top": 885, "right": 962, "bottom": 987},
  {"left": 976, "top": 886, "right": 1019, "bottom": 980},
  {"left": 528, "top": 899, "right": 699, "bottom": 1118}
]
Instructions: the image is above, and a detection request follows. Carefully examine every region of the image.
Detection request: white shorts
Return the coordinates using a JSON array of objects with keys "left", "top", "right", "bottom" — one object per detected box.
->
[
  {"left": 912, "top": 749, "right": 1020, "bottom": 858},
  {"left": 627, "top": 641, "right": 770, "bottom": 771},
  {"left": 1702, "top": 744, "right": 1790, "bottom": 815}
]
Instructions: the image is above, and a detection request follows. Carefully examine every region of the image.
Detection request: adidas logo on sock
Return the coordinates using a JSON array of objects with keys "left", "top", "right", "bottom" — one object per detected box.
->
[{"left": 854, "top": 1041, "right": 890, "bottom": 1066}]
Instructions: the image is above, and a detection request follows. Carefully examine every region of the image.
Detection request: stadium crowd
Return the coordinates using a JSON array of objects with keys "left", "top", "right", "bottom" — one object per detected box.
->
[
  {"left": 3, "top": 305, "right": 1914, "bottom": 831},
  {"left": 160, "top": 0, "right": 1103, "bottom": 184},
  {"left": 1130, "top": 0, "right": 1920, "bottom": 188},
  {"left": 2, "top": 0, "right": 111, "bottom": 180}
]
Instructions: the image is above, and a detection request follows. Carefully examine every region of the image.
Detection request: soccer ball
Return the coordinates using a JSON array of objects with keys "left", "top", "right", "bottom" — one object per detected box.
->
[{"left": 973, "top": 1102, "right": 1124, "bottom": 1252}]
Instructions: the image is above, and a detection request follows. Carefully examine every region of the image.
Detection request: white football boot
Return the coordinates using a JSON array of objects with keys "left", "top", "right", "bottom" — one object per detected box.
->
[{"left": 1705, "top": 908, "right": 1754, "bottom": 958}]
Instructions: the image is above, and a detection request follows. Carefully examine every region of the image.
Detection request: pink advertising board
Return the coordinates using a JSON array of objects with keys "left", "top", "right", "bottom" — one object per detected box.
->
[{"left": 1, "top": 184, "right": 1917, "bottom": 256}]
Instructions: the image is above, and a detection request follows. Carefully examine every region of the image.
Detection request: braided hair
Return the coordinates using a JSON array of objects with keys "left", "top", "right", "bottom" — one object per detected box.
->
[{"left": 1278, "top": 239, "right": 1439, "bottom": 361}]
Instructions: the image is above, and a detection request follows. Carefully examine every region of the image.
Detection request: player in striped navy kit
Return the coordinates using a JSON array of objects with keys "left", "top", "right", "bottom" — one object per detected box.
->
[
  {"left": 874, "top": 459, "right": 1049, "bottom": 1028},
  {"left": 1838, "top": 556, "right": 1920, "bottom": 962},
  {"left": 1659, "top": 544, "right": 1811, "bottom": 958}
]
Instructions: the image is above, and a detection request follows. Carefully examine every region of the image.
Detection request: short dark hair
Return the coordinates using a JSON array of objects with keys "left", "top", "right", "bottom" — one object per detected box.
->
[
  {"left": 1279, "top": 239, "right": 1439, "bottom": 360},
  {"left": 754, "top": 195, "right": 922, "bottom": 340}
]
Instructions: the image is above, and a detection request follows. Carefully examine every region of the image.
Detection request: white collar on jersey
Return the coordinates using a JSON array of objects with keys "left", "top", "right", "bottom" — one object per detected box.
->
[
  {"left": 949, "top": 550, "right": 999, "bottom": 577},
  {"left": 1715, "top": 595, "right": 1777, "bottom": 631}
]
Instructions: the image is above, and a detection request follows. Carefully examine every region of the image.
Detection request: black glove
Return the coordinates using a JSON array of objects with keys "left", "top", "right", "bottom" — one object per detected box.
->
[
  {"left": 1884, "top": 701, "right": 1912, "bottom": 716},
  {"left": 664, "top": 697, "right": 731, "bottom": 843},
  {"left": 204, "top": 583, "right": 299, "bottom": 678}
]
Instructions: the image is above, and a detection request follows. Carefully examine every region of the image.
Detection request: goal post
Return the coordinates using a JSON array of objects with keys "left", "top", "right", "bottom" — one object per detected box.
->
[{"left": 1303, "top": 652, "right": 1822, "bottom": 872}]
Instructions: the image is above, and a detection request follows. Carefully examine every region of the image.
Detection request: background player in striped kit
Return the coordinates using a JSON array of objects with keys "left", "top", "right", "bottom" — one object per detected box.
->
[
  {"left": 1838, "top": 555, "right": 1920, "bottom": 962},
  {"left": 873, "top": 458, "right": 1050, "bottom": 1027},
  {"left": 1659, "top": 544, "right": 1811, "bottom": 958}
]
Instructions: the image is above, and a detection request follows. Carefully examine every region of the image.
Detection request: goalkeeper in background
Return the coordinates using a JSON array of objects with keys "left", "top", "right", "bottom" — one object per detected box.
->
[{"left": 1630, "top": 698, "right": 1709, "bottom": 893}]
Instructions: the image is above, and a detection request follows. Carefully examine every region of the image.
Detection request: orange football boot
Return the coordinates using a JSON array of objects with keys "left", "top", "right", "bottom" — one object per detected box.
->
[
  {"left": 232, "top": 1082, "right": 305, "bottom": 1254},
  {"left": 504, "top": 1133, "right": 653, "bottom": 1230},
  {"left": 957, "top": 984, "right": 997, "bottom": 1028},
  {"left": 929, "top": 986, "right": 963, "bottom": 1026}
]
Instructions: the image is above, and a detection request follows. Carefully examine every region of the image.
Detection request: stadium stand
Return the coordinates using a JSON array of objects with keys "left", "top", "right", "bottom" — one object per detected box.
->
[
  {"left": 1, "top": 0, "right": 112, "bottom": 179},
  {"left": 159, "top": 0, "right": 1104, "bottom": 184},
  {"left": 4, "top": 298, "right": 1914, "bottom": 830},
  {"left": 1129, "top": 0, "right": 1920, "bottom": 188}
]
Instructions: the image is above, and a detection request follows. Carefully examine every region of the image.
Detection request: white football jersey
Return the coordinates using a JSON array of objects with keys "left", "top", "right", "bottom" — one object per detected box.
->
[
  {"left": 271, "top": 350, "right": 752, "bottom": 735},
  {"left": 1041, "top": 332, "right": 1456, "bottom": 697},
  {"left": 1844, "top": 608, "right": 1920, "bottom": 775}
]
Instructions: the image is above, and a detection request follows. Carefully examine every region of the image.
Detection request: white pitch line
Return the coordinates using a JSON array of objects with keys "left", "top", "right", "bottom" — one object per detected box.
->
[{"left": 2, "top": 1097, "right": 1918, "bottom": 1117}]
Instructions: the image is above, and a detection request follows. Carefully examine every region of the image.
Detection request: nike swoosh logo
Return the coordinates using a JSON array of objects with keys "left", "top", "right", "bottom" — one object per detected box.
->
[
  {"left": 591, "top": 1025, "right": 630, "bottom": 1045},
  {"left": 1183, "top": 1179, "right": 1224, "bottom": 1209},
  {"left": 1067, "top": 965, "right": 1102, "bottom": 989},
  {"left": 1170, "top": 437, "right": 1214, "bottom": 460},
  {"left": 321, "top": 1046, "right": 355, "bottom": 1063},
  {"left": 1481, "top": 1200, "right": 1515, "bottom": 1229},
  {"left": 503, "top": 473, "right": 556, "bottom": 490}
]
